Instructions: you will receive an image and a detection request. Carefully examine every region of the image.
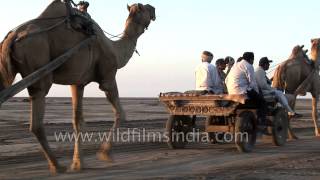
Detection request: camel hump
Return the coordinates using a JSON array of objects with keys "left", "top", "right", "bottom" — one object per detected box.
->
[
  {"left": 271, "top": 59, "right": 295, "bottom": 90},
  {"left": 288, "top": 45, "right": 309, "bottom": 61},
  {"left": 37, "top": 1, "right": 95, "bottom": 35},
  {"left": 38, "top": 1, "right": 89, "bottom": 20},
  {"left": 272, "top": 65, "right": 284, "bottom": 89},
  {"left": 37, "top": 0, "right": 68, "bottom": 19}
]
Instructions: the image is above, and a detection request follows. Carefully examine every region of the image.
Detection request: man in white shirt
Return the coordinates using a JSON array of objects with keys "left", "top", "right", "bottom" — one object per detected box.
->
[
  {"left": 225, "top": 52, "right": 259, "bottom": 95},
  {"left": 255, "top": 57, "right": 296, "bottom": 116},
  {"left": 225, "top": 52, "right": 268, "bottom": 132},
  {"left": 195, "top": 51, "right": 219, "bottom": 93}
]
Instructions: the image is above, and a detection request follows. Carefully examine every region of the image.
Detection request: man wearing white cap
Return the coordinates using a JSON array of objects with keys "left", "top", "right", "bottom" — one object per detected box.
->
[{"left": 195, "top": 51, "right": 219, "bottom": 94}]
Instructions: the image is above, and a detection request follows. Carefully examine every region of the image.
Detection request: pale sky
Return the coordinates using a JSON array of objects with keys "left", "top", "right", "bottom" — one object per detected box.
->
[{"left": 0, "top": 0, "right": 319, "bottom": 97}]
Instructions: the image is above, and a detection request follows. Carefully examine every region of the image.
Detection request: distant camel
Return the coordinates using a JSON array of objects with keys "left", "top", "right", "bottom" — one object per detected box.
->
[
  {"left": 0, "top": 0, "right": 156, "bottom": 174},
  {"left": 272, "top": 39, "right": 320, "bottom": 138}
]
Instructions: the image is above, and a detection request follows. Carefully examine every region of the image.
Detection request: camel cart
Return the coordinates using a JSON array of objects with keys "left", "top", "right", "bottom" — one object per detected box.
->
[
  {"left": 0, "top": 37, "right": 94, "bottom": 105},
  {"left": 159, "top": 92, "right": 289, "bottom": 152}
]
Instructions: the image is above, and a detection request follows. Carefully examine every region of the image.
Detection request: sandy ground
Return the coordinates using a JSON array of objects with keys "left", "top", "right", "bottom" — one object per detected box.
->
[{"left": 0, "top": 98, "right": 319, "bottom": 180}]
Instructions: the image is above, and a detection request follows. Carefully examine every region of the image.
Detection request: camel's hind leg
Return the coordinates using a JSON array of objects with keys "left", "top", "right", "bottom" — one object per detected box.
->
[
  {"left": 97, "top": 80, "right": 125, "bottom": 162},
  {"left": 288, "top": 118, "right": 298, "bottom": 139},
  {"left": 12, "top": 33, "right": 66, "bottom": 174},
  {"left": 285, "top": 94, "right": 298, "bottom": 139},
  {"left": 70, "top": 85, "right": 85, "bottom": 171},
  {"left": 29, "top": 91, "right": 66, "bottom": 174}
]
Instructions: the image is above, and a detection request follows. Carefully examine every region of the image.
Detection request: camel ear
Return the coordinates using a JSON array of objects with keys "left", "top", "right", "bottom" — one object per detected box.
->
[
  {"left": 127, "top": 4, "right": 131, "bottom": 12},
  {"left": 138, "top": 3, "right": 144, "bottom": 11},
  {"left": 301, "top": 45, "right": 304, "bottom": 49}
]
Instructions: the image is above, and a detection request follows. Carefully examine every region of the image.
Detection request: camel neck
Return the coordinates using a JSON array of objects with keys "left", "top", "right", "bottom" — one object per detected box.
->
[
  {"left": 112, "top": 36, "right": 138, "bottom": 69},
  {"left": 311, "top": 53, "right": 320, "bottom": 67},
  {"left": 112, "top": 19, "right": 145, "bottom": 69}
]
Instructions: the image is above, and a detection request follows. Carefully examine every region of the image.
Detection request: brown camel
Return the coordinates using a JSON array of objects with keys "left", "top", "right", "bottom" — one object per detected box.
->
[
  {"left": 272, "top": 39, "right": 320, "bottom": 137},
  {"left": 0, "top": 0, "right": 156, "bottom": 174}
]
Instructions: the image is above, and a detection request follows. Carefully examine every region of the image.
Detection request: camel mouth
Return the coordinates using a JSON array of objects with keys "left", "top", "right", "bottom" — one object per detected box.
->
[
  {"left": 150, "top": 12, "right": 156, "bottom": 21},
  {"left": 144, "top": 23, "right": 150, "bottom": 30},
  {"left": 145, "top": 4, "right": 156, "bottom": 21},
  {"left": 147, "top": 13, "right": 156, "bottom": 30}
]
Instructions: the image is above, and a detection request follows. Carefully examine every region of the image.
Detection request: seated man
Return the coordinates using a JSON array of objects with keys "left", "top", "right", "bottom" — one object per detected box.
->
[
  {"left": 215, "top": 58, "right": 228, "bottom": 94},
  {"left": 77, "top": 1, "right": 91, "bottom": 18},
  {"left": 225, "top": 52, "right": 259, "bottom": 95},
  {"left": 226, "top": 52, "right": 268, "bottom": 132},
  {"left": 195, "top": 51, "right": 219, "bottom": 94},
  {"left": 255, "top": 57, "right": 296, "bottom": 116},
  {"left": 63, "top": 0, "right": 93, "bottom": 34}
]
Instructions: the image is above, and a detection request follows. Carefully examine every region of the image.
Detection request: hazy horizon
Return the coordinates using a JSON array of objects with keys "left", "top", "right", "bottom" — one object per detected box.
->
[{"left": 1, "top": 0, "right": 319, "bottom": 97}]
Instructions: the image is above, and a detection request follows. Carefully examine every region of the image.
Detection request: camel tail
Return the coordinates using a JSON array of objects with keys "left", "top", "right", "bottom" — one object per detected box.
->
[
  {"left": 0, "top": 31, "right": 17, "bottom": 91},
  {"left": 272, "top": 64, "right": 285, "bottom": 90}
]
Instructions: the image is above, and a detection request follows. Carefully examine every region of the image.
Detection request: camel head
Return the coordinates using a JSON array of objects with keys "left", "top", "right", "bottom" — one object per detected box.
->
[
  {"left": 289, "top": 45, "right": 308, "bottom": 60},
  {"left": 311, "top": 38, "right": 320, "bottom": 63},
  {"left": 126, "top": 3, "right": 156, "bottom": 34}
]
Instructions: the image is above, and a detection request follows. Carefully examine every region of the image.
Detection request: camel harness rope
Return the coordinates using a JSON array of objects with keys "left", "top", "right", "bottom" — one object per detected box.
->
[{"left": 0, "top": 37, "right": 95, "bottom": 105}]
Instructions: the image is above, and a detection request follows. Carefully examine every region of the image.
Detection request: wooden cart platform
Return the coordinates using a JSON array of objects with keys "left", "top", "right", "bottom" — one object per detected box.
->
[{"left": 159, "top": 91, "right": 288, "bottom": 152}]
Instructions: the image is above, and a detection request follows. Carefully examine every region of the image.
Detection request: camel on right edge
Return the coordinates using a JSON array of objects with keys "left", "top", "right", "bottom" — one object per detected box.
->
[{"left": 272, "top": 38, "right": 320, "bottom": 138}]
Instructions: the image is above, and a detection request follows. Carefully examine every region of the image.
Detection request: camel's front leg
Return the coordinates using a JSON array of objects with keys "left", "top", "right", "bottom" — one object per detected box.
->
[
  {"left": 97, "top": 80, "right": 125, "bottom": 162},
  {"left": 29, "top": 93, "right": 66, "bottom": 174},
  {"left": 312, "top": 96, "right": 320, "bottom": 136},
  {"left": 70, "top": 85, "right": 85, "bottom": 171}
]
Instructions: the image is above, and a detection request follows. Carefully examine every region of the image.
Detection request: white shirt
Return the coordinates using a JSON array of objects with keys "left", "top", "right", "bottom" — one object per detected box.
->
[
  {"left": 195, "top": 62, "right": 219, "bottom": 92},
  {"left": 225, "top": 60, "right": 258, "bottom": 95},
  {"left": 255, "top": 66, "right": 274, "bottom": 95}
]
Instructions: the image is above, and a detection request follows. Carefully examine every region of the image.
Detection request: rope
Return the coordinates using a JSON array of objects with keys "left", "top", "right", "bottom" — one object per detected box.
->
[
  {"left": 101, "top": 29, "right": 140, "bottom": 55},
  {"left": 33, "top": 16, "right": 67, "bottom": 21},
  {"left": 69, "top": 0, "right": 78, "bottom": 7},
  {"left": 10, "top": 16, "right": 67, "bottom": 34},
  {"left": 9, "top": 0, "right": 139, "bottom": 55},
  {"left": 266, "top": 61, "right": 283, "bottom": 75},
  {"left": 102, "top": 30, "right": 123, "bottom": 39},
  {"left": 14, "top": 18, "right": 68, "bottom": 42}
]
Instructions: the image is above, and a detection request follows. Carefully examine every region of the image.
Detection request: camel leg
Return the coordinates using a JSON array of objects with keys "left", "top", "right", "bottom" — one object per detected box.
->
[
  {"left": 97, "top": 80, "right": 125, "bottom": 162},
  {"left": 29, "top": 93, "right": 66, "bottom": 174},
  {"left": 285, "top": 94, "right": 298, "bottom": 139},
  {"left": 287, "top": 116, "right": 298, "bottom": 140},
  {"left": 70, "top": 85, "right": 85, "bottom": 171},
  {"left": 312, "top": 96, "right": 320, "bottom": 136},
  {"left": 288, "top": 101, "right": 298, "bottom": 140}
]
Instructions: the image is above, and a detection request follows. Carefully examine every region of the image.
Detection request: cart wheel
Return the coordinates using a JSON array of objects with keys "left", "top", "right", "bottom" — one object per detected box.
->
[
  {"left": 272, "top": 108, "right": 288, "bottom": 146},
  {"left": 235, "top": 111, "right": 257, "bottom": 153},
  {"left": 205, "top": 116, "right": 225, "bottom": 144},
  {"left": 166, "top": 115, "right": 192, "bottom": 149}
]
